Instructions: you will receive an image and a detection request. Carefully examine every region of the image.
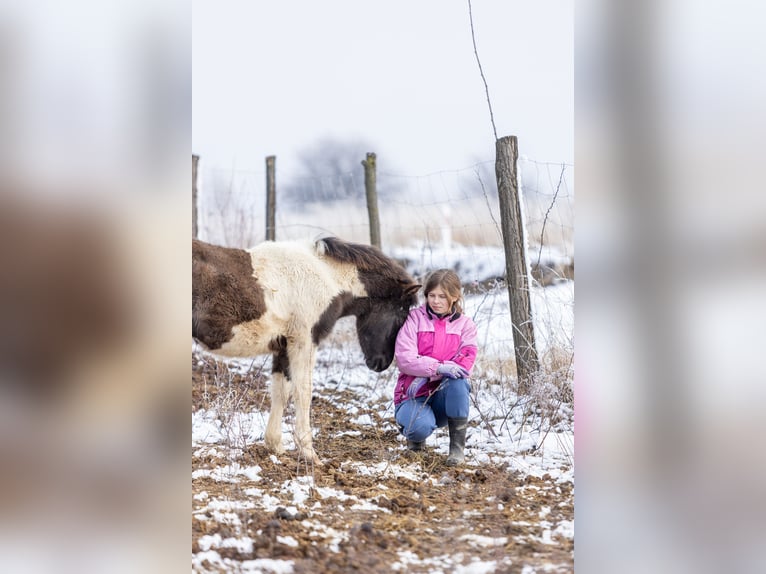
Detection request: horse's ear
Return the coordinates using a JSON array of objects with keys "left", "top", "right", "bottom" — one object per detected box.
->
[{"left": 404, "top": 283, "right": 422, "bottom": 297}]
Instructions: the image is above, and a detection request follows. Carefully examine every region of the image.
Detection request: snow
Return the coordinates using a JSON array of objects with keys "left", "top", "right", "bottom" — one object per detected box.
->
[
  {"left": 455, "top": 561, "right": 500, "bottom": 574},
  {"left": 276, "top": 536, "right": 299, "bottom": 548},
  {"left": 392, "top": 552, "right": 501, "bottom": 574},
  {"left": 197, "top": 533, "right": 254, "bottom": 554},
  {"left": 192, "top": 551, "right": 295, "bottom": 574},
  {"left": 191, "top": 461, "right": 263, "bottom": 483},
  {"left": 389, "top": 243, "right": 571, "bottom": 289},
  {"left": 459, "top": 533, "right": 509, "bottom": 547},
  {"left": 349, "top": 413, "right": 374, "bottom": 426}
]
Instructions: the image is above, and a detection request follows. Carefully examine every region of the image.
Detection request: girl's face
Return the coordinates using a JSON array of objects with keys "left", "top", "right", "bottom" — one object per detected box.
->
[{"left": 427, "top": 286, "right": 452, "bottom": 315}]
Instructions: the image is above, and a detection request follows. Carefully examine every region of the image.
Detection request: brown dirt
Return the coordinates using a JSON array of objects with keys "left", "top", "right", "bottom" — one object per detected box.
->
[{"left": 192, "top": 352, "right": 574, "bottom": 573}]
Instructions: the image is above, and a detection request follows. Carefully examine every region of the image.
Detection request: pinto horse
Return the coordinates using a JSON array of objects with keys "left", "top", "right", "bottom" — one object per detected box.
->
[{"left": 193, "top": 236, "right": 420, "bottom": 464}]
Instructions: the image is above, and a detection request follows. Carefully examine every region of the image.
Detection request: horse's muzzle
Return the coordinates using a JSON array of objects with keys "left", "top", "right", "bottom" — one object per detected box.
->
[{"left": 366, "top": 355, "right": 392, "bottom": 372}]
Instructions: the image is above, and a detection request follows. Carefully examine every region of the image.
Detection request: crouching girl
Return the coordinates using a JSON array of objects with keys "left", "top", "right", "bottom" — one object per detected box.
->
[{"left": 393, "top": 269, "right": 478, "bottom": 465}]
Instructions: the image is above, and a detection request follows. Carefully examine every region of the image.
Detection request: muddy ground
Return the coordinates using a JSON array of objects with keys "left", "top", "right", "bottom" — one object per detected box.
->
[{"left": 192, "top": 351, "right": 574, "bottom": 573}]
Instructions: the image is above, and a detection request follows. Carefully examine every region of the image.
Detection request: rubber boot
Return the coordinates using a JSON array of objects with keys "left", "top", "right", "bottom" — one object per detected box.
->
[
  {"left": 445, "top": 418, "right": 468, "bottom": 466},
  {"left": 407, "top": 440, "right": 425, "bottom": 452}
]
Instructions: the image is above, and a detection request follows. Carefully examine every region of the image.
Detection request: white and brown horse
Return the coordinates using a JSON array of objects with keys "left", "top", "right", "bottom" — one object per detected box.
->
[{"left": 192, "top": 236, "right": 420, "bottom": 464}]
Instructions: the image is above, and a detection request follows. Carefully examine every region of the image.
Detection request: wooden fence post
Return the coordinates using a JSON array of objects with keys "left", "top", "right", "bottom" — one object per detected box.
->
[
  {"left": 192, "top": 154, "right": 199, "bottom": 239},
  {"left": 361, "top": 152, "right": 381, "bottom": 249},
  {"left": 495, "top": 136, "right": 539, "bottom": 392},
  {"left": 265, "top": 155, "right": 276, "bottom": 241}
]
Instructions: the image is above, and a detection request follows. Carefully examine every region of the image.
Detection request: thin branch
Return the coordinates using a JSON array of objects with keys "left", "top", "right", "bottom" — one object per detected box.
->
[
  {"left": 535, "top": 163, "right": 566, "bottom": 270},
  {"left": 470, "top": 392, "right": 500, "bottom": 440},
  {"left": 467, "top": 0, "right": 498, "bottom": 140}
]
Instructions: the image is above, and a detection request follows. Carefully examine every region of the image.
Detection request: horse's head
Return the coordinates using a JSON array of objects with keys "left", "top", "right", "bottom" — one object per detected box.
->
[
  {"left": 354, "top": 281, "right": 420, "bottom": 372},
  {"left": 314, "top": 237, "right": 421, "bottom": 372}
]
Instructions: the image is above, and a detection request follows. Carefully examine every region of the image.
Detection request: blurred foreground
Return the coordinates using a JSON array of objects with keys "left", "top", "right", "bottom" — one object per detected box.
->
[
  {"left": 0, "top": 1, "right": 188, "bottom": 572},
  {"left": 577, "top": 2, "right": 766, "bottom": 572}
]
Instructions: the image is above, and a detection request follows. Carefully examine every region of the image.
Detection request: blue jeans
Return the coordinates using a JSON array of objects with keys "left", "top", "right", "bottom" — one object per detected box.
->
[{"left": 395, "top": 378, "right": 470, "bottom": 443}]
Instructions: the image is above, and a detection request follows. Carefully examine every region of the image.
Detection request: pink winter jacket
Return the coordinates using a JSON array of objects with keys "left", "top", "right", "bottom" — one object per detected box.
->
[{"left": 393, "top": 304, "right": 478, "bottom": 405}]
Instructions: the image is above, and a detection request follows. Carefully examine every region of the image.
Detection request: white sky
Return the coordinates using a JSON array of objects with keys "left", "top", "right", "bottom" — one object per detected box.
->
[{"left": 192, "top": 1, "right": 573, "bottom": 176}]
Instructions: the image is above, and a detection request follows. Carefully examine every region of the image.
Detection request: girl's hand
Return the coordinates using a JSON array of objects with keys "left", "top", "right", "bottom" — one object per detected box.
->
[
  {"left": 437, "top": 362, "right": 469, "bottom": 379},
  {"left": 406, "top": 377, "right": 428, "bottom": 399}
]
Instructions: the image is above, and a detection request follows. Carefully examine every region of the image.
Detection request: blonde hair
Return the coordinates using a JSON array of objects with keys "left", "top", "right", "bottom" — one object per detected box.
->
[{"left": 423, "top": 269, "right": 464, "bottom": 315}]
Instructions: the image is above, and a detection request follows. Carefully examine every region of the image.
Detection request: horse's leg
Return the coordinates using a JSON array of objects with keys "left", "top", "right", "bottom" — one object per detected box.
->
[
  {"left": 265, "top": 340, "right": 292, "bottom": 454},
  {"left": 289, "top": 336, "right": 320, "bottom": 465}
]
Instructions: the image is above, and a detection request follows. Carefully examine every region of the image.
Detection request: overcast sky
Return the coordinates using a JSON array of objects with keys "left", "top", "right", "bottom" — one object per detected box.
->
[{"left": 192, "top": 1, "right": 573, "bottom": 176}]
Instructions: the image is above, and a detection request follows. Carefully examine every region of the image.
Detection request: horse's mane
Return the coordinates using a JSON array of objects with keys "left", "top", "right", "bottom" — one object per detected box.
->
[{"left": 316, "top": 236, "right": 409, "bottom": 279}]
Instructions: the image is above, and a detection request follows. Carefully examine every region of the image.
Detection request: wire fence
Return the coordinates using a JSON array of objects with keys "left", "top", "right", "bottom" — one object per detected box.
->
[
  {"left": 198, "top": 157, "right": 573, "bottom": 272},
  {"left": 195, "top": 155, "right": 574, "bottom": 395}
]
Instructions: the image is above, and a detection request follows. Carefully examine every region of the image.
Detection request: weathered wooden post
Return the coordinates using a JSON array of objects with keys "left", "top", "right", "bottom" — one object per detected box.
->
[
  {"left": 192, "top": 154, "right": 199, "bottom": 239},
  {"left": 265, "top": 155, "right": 276, "bottom": 241},
  {"left": 495, "top": 136, "right": 539, "bottom": 392},
  {"left": 361, "top": 152, "right": 381, "bottom": 249}
]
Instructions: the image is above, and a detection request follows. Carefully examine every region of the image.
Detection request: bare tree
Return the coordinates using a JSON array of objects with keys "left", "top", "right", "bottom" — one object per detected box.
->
[{"left": 282, "top": 137, "right": 403, "bottom": 208}]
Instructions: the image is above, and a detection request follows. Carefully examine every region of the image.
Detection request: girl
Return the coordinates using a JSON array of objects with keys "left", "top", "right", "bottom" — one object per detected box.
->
[{"left": 393, "top": 269, "right": 478, "bottom": 465}]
